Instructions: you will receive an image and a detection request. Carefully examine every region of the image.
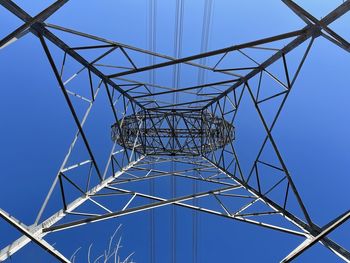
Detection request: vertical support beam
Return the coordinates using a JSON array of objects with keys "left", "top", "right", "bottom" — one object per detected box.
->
[
  {"left": 39, "top": 34, "right": 103, "bottom": 180},
  {"left": 245, "top": 81, "right": 313, "bottom": 226}
]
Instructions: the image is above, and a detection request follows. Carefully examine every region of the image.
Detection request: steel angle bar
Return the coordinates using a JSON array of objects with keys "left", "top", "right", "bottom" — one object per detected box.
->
[
  {"left": 0, "top": 209, "right": 70, "bottom": 262},
  {"left": 282, "top": 0, "right": 350, "bottom": 53},
  {"left": 133, "top": 79, "right": 239, "bottom": 99},
  {"left": 107, "top": 29, "right": 306, "bottom": 78},
  {"left": 244, "top": 82, "right": 313, "bottom": 226},
  {"left": 36, "top": 79, "right": 102, "bottom": 225},
  {"left": 43, "top": 185, "right": 242, "bottom": 232},
  {"left": 44, "top": 22, "right": 239, "bottom": 78},
  {"left": 204, "top": 157, "right": 350, "bottom": 261},
  {"left": 43, "top": 184, "right": 306, "bottom": 238},
  {"left": 281, "top": 210, "right": 350, "bottom": 263},
  {"left": 0, "top": 0, "right": 68, "bottom": 49},
  {"left": 0, "top": 156, "right": 144, "bottom": 261},
  {"left": 203, "top": 1, "right": 350, "bottom": 109},
  {"left": 0, "top": 1, "right": 144, "bottom": 109},
  {"left": 39, "top": 35, "right": 104, "bottom": 182}
]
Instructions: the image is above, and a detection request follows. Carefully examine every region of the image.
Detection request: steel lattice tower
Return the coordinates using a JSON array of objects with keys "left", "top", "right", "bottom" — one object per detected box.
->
[{"left": 0, "top": 0, "right": 350, "bottom": 262}]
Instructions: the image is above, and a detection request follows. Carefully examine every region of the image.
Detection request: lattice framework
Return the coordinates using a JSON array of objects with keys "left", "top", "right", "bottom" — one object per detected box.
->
[{"left": 0, "top": 1, "right": 350, "bottom": 262}]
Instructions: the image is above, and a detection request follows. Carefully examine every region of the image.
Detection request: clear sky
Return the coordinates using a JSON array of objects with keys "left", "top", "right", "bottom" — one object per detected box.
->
[{"left": 0, "top": 1, "right": 349, "bottom": 262}]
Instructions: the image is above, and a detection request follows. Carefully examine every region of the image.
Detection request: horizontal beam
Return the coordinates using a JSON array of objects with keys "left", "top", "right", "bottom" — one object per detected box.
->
[
  {"left": 105, "top": 187, "right": 307, "bottom": 237},
  {"left": 146, "top": 98, "right": 213, "bottom": 110},
  {"left": 133, "top": 79, "right": 239, "bottom": 99},
  {"left": 107, "top": 29, "right": 306, "bottom": 78},
  {"left": 43, "top": 183, "right": 305, "bottom": 237},
  {"left": 43, "top": 185, "right": 241, "bottom": 232},
  {"left": 45, "top": 22, "right": 239, "bottom": 78}
]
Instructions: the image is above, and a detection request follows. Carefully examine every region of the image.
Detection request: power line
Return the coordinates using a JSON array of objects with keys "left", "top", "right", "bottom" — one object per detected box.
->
[
  {"left": 149, "top": 1, "right": 157, "bottom": 262},
  {"left": 171, "top": 1, "right": 184, "bottom": 262},
  {"left": 193, "top": 1, "right": 213, "bottom": 262}
]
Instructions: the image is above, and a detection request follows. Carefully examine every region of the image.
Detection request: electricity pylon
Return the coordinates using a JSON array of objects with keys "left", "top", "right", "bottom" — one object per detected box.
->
[{"left": 0, "top": 0, "right": 350, "bottom": 262}]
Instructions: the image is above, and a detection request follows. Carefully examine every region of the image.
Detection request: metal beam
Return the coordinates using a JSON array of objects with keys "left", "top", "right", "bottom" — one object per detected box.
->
[
  {"left": 42, "top": 184, "right": 306, "bottom": 238},
  {"left": 0, "top": 0, "right": 145, "bottom": 109},
  {"left": 1, "top": 1, "right": 349, "bottom": 262},
  {"left": 203, "top": 0, "right": 350, "bottom": 109},
  {"left": 107, "top": 29, "right": 306, "bottom": 78},
  {"left": 282, "top": 0, "right": 350, "bottom": 53},
  {"left": 43, "top": 184, "right": 242, "bottom": 232},
  {"left": 39, "top": 33, "right": 104, "bottom": 181},
  {"left": 0, "top": 208, "right": 70, "bottom": 263},
  {"left": 0, "top": 157, "right": 144, "bottom": 261},
  {"left": 245, "top": 81, "right": 313, "bottom": 226},
  {"left": 133, "top": 79, "right": 239, "bottom": 99},
  {"left": 203, "top": 157, "right": 350, "bottom": 262},
  {"left": 0, "top": 0, "right": 68, "bottom": 49},
  {"left": 281, "top": 210, "right": 350, "bottom": 262},
  {"left": 44, "top": 23, "right": 240, "bottom": 78}
]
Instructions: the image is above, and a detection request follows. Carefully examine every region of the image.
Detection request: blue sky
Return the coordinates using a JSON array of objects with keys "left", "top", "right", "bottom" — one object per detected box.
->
[{"left": 0, "top": 1, "right": 349, "bottom": 262}]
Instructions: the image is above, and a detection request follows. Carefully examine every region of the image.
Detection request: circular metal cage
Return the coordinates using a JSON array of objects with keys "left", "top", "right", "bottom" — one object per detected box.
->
[{"left": 111, "top": 110, "right": 235, "bottom": 156}]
